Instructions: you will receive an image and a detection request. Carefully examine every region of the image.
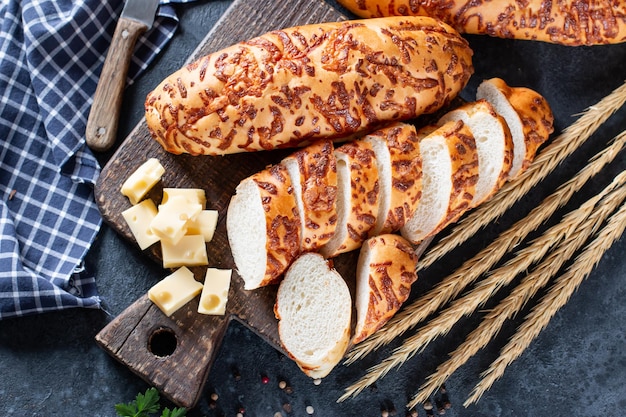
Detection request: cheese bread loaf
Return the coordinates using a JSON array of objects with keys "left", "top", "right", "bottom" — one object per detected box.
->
[
  {"left": 337, "top": 0, "right": 626, "bottom": 46},
  {"left": 145, "top": 16, "right": 473, "bottom": 155}
]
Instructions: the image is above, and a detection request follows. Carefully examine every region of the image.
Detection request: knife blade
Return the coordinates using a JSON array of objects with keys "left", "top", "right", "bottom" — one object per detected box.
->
[{"left": 85, "top": 0, "right": 161, "bottom": 152}]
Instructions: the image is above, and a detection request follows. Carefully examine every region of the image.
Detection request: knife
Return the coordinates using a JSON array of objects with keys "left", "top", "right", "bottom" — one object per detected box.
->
[{"left": 85, "top": 0, "right": 160, "bottom": 152}]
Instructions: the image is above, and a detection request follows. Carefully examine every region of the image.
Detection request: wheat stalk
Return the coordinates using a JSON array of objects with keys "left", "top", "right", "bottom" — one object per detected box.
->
[
  {"left": 343, "top": 132, "right": 626, "bottom": 366},
  {"left": 408, "top": 171, "right": 626, "bottom": 408},
  {"left": 343, "top": 168, "right": 626, "bottom": 404},
  {"left": 464, "top": 195, "right": 626, "bottom": 407},
  {"left": 418, "top": 80, "right": 626, "bottom": 270}
]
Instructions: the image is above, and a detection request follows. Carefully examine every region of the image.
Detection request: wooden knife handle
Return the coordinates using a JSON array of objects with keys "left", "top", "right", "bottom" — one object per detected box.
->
[{"left": 86, "top": 17, "right": 148, "bottom": 152}]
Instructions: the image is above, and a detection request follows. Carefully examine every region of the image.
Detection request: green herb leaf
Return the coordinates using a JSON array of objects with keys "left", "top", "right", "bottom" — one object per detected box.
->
[
  {"left": 161, "top": 407, "right": 187, "bottom": 417},
  {"left": 136, "top": 388, "right": 161, "bottom": 415},
  {"left": 115, "top": 388, "right": 162, "bottom": 417}
]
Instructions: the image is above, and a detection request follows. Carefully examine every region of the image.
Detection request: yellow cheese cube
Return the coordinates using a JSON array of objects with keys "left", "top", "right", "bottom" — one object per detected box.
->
[
  {"left": 148, "top": 266, "right": 203, "bottom": 316},
  {"left": 162, "top": 188, "right": 206, "bottom": 209},
  {"left": 121, "top": 158, "right": 165, "bottom": 205},
  {"left": 198, "top": 269, "right": 232, "bottom": 315},
  {"left": 150, "top": 195, "right": 202, "bottom": 244},
  {"left": 121, "top": 199, "right": 160, "bottom": 250},
  {"left": 186, "top": 210, "right": 218, "bottom": 242},
  {"left": 161, "top": 234, "right": 208, "bottom": 268}
]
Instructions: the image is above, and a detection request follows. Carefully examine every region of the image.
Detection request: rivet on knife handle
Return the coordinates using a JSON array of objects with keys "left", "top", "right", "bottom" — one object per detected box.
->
[{"left": 86, "top": 17, "right": 147, "bottom": 152}]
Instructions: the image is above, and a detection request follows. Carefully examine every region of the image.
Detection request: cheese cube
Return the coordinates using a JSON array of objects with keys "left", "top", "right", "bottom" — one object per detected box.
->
[
  {"left": 161, "top": 234, "right": 208, "bottom": 268},
  {"left": 121, "top": 199, "right": 160, "bottom": 250},
  {"left": 150, "top": 195, "right": 202, "bottom": 244},
  {"left": 198, "top": 269, "right": 232, "bottom": 315},
  {"left": 162, "top": 188, "right": 206, "bottom": 209},
  {"left": 148, "top": 266, "right": 203, "bottom": 316},
  {"left": 121, "top": 158, "right": 165, "bottom": 205},
  {"left": 186, "top": 210, "right": 218, "bottom": 242}
]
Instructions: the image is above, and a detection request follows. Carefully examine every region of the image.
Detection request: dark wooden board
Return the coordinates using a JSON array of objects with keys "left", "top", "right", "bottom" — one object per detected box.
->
[{"left": 94, "top": 0, "right": 351, "bottom": 409}]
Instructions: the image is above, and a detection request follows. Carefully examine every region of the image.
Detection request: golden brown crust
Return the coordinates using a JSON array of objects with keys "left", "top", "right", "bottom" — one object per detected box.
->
[
  {"left": 329, "top": 140, "right": 381, "bottom": 256},
  {"left": 353, "top": 234, "right": 418, "bottom": 344},
  {"left": 487, "top": 78, "right": 554, "bottom": 172},
  {"left": 338, "top": 0, "right": 626, "bottom": 46},
  {"left": 252, "top": 164, "right": 301, "bottom": 286},
  {"left": 451, "top": 100, "right": 514, "bottom": 204},
  {"left": 145, "top": 16, "right": 473, "bottom": 155},
  {"left": 433, "top": 120, "right": 479, "bottom": 235},
  {"left": 368, "top": 122, "right": 423, "bottom": 234},
  {"left": 282, "top": 140, "right": 338, "bottom": 251}
]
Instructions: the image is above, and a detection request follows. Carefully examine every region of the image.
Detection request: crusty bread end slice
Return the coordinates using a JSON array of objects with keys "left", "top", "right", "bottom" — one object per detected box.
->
[
  {"left": 477, "top": 78, "right": 554, "bottom": 178},
  {"left": 274, "top": 252, "right": 352, "bottom": 378}
]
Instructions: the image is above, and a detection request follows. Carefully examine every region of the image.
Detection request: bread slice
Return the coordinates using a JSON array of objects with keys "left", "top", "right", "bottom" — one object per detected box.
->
[
  {"left": 319, "top": 140, "right": 380, "bottom": 258},
  {"left": 477, "top": 78, "right": 554, "bottom": 178},
  {"left": 438, "top": 100, "right": 513, "bottom": 207},
  {"left": 282, "top": 140, "right": 338, "bottom": 252},
  {"left": 353, "top": 234, "right": 418, "bottom": 344},
  {"left": 400, "top": 120, "right": 479, "bottom": 244},
  {"left": 227, "top": 164, "right": 301, "bottom": 290},
  {"left": 364, "top": 122, "right": 422, "bottom": 235},
  {"left": 274, "top": 252, "right": 352, "bottom": 378}
]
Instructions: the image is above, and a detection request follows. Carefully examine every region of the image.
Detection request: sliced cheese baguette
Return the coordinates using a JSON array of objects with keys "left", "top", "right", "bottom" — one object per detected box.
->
[
  {"left": 477, "top": 78, "right": 554, "bottom": 178},
  {"left": 336, "top": 0, "right": 626, "bottom": 46},
  {"left": 319, "top": 140, "right": 380, "bottom": 258},
  {"left": 364, "top": 122, "right": 422, "bottom": 235},
  {"left": 400, "top": 120, "right": 479, "bottom": 244},
  {"left": 145, "top": 16, "right": 474, "bottom": 155},
  {"left": 282, "top": 140, "right": 338, "bottom": 251},
  {"left": 274, "top": 252, "right": 351, "bottom": 378},
  {"left": 227, "top": 164, "right": 301, "bottom": 290},
  {"left": 353, "top": 234, "right": 418, "bottom": 344},
  {"left": 437, "top": 100, "right": 513, "bottom": 208}
]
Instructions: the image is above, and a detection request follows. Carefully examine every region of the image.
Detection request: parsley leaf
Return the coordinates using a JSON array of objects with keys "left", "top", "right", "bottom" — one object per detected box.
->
[
  {"left": 161, "top": 407, "right": 187, "bottom": 417},
  {"left": 115, "top": 387, "right": 184, "bottom": 417}
]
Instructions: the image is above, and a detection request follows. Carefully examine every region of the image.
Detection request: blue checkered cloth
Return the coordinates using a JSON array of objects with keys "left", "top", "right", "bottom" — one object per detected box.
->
[{"left": 0, "top": 0, "right": 195, "bottom": 319}]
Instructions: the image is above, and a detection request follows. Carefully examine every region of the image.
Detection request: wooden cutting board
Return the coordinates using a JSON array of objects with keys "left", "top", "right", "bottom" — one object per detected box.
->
[{"left": 94, "top": 0, "right": 353, "bottom": 409}]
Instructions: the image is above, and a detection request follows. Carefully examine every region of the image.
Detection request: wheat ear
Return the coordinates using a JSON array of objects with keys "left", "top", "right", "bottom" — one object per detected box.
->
[
  {"left": 349, "top": 169, "right": 626, "bottom": 406},
  {"left": 344, "top": 132, "right": 626, "bottom": 366},
  {"left": 465, "top": 195, "right": 626, "bottom": 406},
  {"left": 418, "top": 80, "right": 626, "bottom": 270},
  {"left": 409, "top": 170, "right": 626, "bottom": 408}
]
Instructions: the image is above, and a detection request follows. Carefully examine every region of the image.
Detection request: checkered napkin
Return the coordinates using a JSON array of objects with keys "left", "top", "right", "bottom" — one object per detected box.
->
[{"left": 0, "top": 0, "right": 196, "bottom": 319}]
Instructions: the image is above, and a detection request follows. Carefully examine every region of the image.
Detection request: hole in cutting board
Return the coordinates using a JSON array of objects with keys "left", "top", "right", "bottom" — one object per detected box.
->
[{"left": 148, "top": 327, "right": 177, "bottom": 357}]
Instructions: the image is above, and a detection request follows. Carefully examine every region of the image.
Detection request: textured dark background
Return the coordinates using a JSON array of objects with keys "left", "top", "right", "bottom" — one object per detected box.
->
[{"left": 1, "top": 1, "right": 625, "bottom": 416}]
